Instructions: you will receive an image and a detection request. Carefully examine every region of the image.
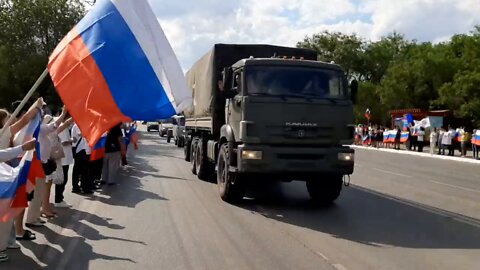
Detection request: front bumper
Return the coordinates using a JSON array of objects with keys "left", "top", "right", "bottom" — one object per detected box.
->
[{"left": 237, "top": 144, "right": 354, "bottom": 178}]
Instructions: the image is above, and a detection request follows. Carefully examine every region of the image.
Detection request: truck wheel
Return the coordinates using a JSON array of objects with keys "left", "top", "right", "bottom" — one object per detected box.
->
[
  {"left": 184, "top": 138, "right": 191, "bottom": 162},
  {"left": 195, "top": 138, "right": 214, "bottom": 181},
  {"left": 167, "top": 134, "right": 172, "bottom": 143},
  {"left": 306, "top": 175, "right": 343, "bottom": 205},
  {"left": 174, "top": 139, "right": 178, "bottom": 146},
  {"left": 190, "top": 139, "right": 198, "bottom": 174},
  {"left": 217, "top": 144, "right": 245, "bottom": 203}
]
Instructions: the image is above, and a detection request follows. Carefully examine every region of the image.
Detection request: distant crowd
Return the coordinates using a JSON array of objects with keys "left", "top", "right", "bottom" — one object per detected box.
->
[{"left": 355, "top": 124, "right": 480, "bottom": 160}]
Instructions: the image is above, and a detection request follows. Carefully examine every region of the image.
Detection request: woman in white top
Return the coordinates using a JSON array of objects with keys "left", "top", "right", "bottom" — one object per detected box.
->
[
  {"left": 416, "top": 127, "right": 425, "bottom": 152},
  {"left": 55, "top": 118, "right": 74, "bottom": 208},
  {"left": 37, "top": 110, "right": 72, "bottom": 218}
]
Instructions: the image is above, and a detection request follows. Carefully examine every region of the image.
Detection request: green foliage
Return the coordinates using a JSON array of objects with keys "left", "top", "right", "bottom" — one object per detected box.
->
[
  {"left": 0, "top": 0, "right": 85, "bottom": 110},
  {"left": 298, "top": 28, "right": 480, "bottom": 127}
]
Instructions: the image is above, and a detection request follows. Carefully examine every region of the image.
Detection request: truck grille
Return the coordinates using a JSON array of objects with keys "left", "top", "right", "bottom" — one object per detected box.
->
[
  {"left": 277, "top": 154, "right": 324, "bottom": 160},
  {"left": 280, "top": 126, "right": 333, "bottom": 140}
]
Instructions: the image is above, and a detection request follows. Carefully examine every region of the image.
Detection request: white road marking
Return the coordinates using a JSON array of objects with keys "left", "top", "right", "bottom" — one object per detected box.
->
[
  {"left": 333, "top": 264, "right": 349, "bottom": 270},
  {"left": 314, "top": 251, "right": 349, "bottom": 270},
  {"left": 372, "top": 168, "right": 412, "bottom": 178},
  {"left": 315, "top": 251, "right": 329, "bottom": 261},
  {"left": 428, "top": 180, "right": 480, "bottom": 194}
]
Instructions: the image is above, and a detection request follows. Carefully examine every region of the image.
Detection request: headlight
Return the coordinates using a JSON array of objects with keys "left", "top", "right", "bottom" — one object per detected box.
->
[
  {"left": 242, "top": 150, "right": 263, "bottom": 160},
  {"left": 338, "top": 153, "right": 354, "bottom": 161}
]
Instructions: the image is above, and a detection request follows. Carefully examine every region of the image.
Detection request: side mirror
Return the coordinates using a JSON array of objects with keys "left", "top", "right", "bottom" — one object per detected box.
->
[
  {"left": 350, "top": 80, "right": 358, "bottom": 104},
  {"left": 223, "top": 67, "right": 233, "bottom": 92}
]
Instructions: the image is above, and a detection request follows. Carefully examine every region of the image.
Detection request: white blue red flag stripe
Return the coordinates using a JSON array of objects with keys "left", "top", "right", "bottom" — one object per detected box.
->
[
  {"left": 48, "top": 0, "right": 192, "bottom": 146},
  {"left": 0, "top": 113, "right": 44, "bottom": 221}
]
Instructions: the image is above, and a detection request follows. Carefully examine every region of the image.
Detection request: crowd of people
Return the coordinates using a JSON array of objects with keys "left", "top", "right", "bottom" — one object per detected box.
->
[
  {"left": 0, "top": 98, "right": 137, "bottom": 263},
  {"left": 355, "top": 124, "right": 480, "bottom": 160}
]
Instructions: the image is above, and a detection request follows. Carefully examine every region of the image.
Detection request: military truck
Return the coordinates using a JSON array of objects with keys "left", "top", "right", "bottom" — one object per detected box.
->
[
  {"left": 184, "top": 44, "right": 358, "bottom": 204},
  {"left": 172, "top": 115, "right": 186, "bottom": 147}
]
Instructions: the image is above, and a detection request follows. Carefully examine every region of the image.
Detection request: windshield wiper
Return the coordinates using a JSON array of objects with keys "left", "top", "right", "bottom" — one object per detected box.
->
[{"left": 250, "top": 93, "right": 312, "bottom": 102}]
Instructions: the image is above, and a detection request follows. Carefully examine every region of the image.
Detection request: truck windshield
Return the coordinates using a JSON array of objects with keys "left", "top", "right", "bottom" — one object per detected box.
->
[{"left": 245, "top": 66, "right": 347, "bottom": 99}]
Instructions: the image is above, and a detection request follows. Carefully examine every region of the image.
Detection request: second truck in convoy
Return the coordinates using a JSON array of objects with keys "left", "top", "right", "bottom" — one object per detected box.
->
[{"left": 184, "top": 44, "right": 358, "bottom": 204}]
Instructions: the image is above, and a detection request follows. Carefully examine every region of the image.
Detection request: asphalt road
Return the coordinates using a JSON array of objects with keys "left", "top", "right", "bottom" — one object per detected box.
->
[{"left": 5, "top": 129, "right": 480, "bottom": 270}]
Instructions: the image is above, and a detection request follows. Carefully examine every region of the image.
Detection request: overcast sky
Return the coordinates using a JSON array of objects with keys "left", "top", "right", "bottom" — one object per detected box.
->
[{"left": 147, "top": 0, "right": 480, "bottom": 70}]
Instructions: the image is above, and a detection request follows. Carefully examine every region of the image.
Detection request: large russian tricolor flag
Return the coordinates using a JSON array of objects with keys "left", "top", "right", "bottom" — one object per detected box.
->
[{"left": 48, "top": 0, "right": 192, "bottom": 146}]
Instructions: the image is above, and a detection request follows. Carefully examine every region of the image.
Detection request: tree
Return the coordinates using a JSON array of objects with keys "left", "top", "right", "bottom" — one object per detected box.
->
[
  {"left": 298, "top": 26, "right": 480, "bottom": 126},
  {"left": 0, "top": 0, "right": 85, "bottom": 109},
  {"left": 297, "top": 31, "right": 364, "bottom": 80}
]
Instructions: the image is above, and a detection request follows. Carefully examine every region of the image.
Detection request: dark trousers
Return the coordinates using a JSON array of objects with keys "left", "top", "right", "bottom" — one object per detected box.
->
[
  {"left": 90, "top": 159, "right": 103, "bottom": 181},
  {"left": 473, "top": 145, "right": 480, "bottom": 159},
  {"left": 448, "top": 144, "right": 454, "bottom": 156},
  {"left": 441, "top": 144, "right": 449, "bottom": 155},
  {"left": 417, "top": 141, "right": 424, "bottom": 152},
  {"left": 55, "top": 165, "right": 69, "bottom": 203},
  {"left": 72, "top": 150, "right": 93, "bottom": 191}
]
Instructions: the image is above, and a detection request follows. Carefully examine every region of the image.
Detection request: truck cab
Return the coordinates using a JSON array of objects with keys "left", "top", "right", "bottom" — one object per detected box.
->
[
  {"left": 185, "top": 44, "right": 357, "bottom": 204},
  {"left": 172, "top": 115, "right": 186, "bottom": 147}
]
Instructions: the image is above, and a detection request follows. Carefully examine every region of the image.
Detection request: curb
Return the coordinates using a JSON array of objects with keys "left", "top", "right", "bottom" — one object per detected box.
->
[{"left": 350, "top": 145, "right": 480, "bottom": 165}]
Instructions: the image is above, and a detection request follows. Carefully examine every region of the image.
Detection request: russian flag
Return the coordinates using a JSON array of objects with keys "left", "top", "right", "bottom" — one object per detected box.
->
[
  {"left": 90, "top": 135, "right": 107, "bottom": 161},
  {"left": 48, "top": 0, "right": 192, "bottom": 147},
  {"left": 1, "top": 113, "right": 45, "bottom": 221},
  {"left": 13, "top": 113, "right": 44, "bottom": 194},
  {"left": 473, "top": 132, "right": 480, "bottom": 146},
  {"left": 388, "top": 131, "right": 397, "bottom": 143},
  {"left": 362, "top": 135, "right": 371, "bottom": 145},
  {"left": 0, "top": 151, "right": 35, "bottom": 222},
  {"left": 365, "top": 108, "right": 371, "bottom": 120},
  {"left": 383, "top": 132, "right": 389, "bottom": 143},
  {"left": 125, "top": 125, "right": 139, "bottom": 150},
  {"left": 455, "top": 132, "right": 461, "bottom": 143},
  {"left": 400, "top": 132, "right": 409, "bottom": 143},
  {"left": 402, "top": 117, "right": 409, "bottom": 131}
]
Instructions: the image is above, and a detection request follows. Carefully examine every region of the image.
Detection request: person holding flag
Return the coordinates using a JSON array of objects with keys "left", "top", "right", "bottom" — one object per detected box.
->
[
  {"left": 25, "top": 106, "right": 69, "bottom": 226},
  {"left": 55, "top": 117, "right": 74, "bottom": 207},
  {"left": 0, "top": 140, "right": 36, "bottom": 162},
  {"left": 0, "top": 139, "right": 38, "bottom": 262},
  {"left": 364, "top": 108, "right": 371, "bottom": 122},
  {"left": 0, "top": 98, "right": 44, "bottom": 262}
]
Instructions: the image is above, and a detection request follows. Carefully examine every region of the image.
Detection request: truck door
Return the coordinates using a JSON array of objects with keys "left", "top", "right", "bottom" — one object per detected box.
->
[{"left": 226, "top": 70, "right": 243, "bottom": 141}]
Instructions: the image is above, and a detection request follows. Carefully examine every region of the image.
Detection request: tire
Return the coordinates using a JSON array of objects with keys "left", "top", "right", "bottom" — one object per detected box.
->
[
  {"left": 190, "top": 139, "right": 198, "bottom": 174},
  {"left": 306, "top": 175, "right": 343, "bottom": 205},
  {"left": 217, "top": 144, "right": 245, "bottom": 203},
  {"left": 184, "top": 138, "right": 191, "bottom": 162},
  {"left": 174, "top": 139, "right": 178, "bottom": 146},
  {"left": 195, "top": 138, "right": 214, "bottom": 181},
  {"left": 147, "top": 128, "right": 151, "bottom": 132},
  {"left": 167, "top": 135, "right": 171, "bottom": 143}
]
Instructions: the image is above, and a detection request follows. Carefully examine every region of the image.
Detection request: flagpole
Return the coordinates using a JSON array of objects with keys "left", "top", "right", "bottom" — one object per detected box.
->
[{"left": 0, "top": 68, "right": 49, "bottom": 137}]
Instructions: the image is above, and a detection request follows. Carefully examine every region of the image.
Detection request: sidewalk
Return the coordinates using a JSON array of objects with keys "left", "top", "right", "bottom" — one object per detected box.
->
[{"left": 351, "top": 144, "right": 480, "bottom": 164}]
